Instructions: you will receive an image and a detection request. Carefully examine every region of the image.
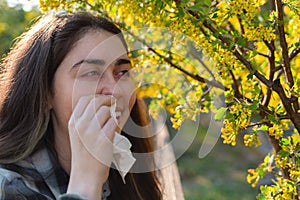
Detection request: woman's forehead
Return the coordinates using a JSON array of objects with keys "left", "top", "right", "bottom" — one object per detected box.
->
[{"left": 63, "top": 30, "right": 127, "bottom": 68}]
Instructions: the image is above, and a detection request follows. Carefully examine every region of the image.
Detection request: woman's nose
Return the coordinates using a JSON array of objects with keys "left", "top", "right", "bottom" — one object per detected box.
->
[{"left": 96, "top": 73, "right": 121, "bottom": 97}]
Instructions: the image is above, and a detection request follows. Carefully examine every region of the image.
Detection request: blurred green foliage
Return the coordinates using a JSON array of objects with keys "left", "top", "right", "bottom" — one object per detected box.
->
[
  {"left": 0, "top": 0, "right": 40, "bottom": 59},
  {"left": 175, "top": 120, "right": 263, "bottom": 200}
]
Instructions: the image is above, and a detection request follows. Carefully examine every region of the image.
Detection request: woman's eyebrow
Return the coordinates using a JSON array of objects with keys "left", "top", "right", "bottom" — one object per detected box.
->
[
  {"left": 70, "top": 59, "right": 105, "bottom": 71},
  {"left": 115, "top": 58, "right": 131, "bottom": 66},
  {"left": 70, "top": 58, "right": 130, "bottom": 72}
]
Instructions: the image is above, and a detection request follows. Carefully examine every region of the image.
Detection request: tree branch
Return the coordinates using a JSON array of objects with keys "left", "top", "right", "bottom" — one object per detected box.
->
[
  {"left": 274, "top": 68, "right": 284, "bottom": 80},
  {"left": 275, "top": 0, "right": 299, "bottom": 118},
  {"left": 124, "top": 29, "right": 226, "bottom": 90},
  {"left": 272, "top": 79, "right": 300, "bottom": 133},
  {"left": 263, "top": 40, "right": 275, "bottom": 52},
  {"left": 147, "top": 46, "right": 226, "bottom": 90},
  {"left": 198, "top": 19, "right": 273, "bottom": 88},
  {"left": 289, "top": 47, "right": 300, "bottom": 60},
  {"left": 275, "top": 0, "right": 294, "bottom": 86},
  {"left": 231, "top": 50, "right": 273, "bottom": 87},
  {"left": 237, "top": 15, "right": 245, "bottom": 35},
  {"left": 241, "top": 46, "right": 269, "bottom": 58},
  {"left": 229, "top": 70, "right": 242, "bottom": 99},
  {"left": 263, "top": 40, "right": 276, "bottom": 107},
  {"left": 188, "top": 47, "right": 216, "bottom": 80}
]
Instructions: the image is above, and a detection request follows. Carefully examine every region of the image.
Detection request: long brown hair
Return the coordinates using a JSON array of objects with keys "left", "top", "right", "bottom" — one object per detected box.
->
[{"left": 0, "top": 12, "right": 162, "bottom": 199}]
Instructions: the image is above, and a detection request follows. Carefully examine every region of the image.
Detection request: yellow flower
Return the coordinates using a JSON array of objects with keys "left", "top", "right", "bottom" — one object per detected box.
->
[
  {"left": 275, "top": 155, "right": 289, "bottom": 169},
  {"left": 290, "top": 169, "right": 300, "bottom": 181},
  {"left": 170, "top": 117, "right": 182, "bottom": 129},
  {"left": 247, "top": 168, "right": 260, "bottom": 187},
  {"left": 221, "top": 119, "right": 237, "bottom": 146},
  {"left": 269, "top": 124, "right": 284, "bottom": 139},
  {"left": 244, "top": 133, "right": 261, "bottom": 147}
]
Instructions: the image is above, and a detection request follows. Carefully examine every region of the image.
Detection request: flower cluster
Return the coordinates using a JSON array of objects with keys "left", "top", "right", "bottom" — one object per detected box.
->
[
  {"left": 247, "top": 168, "right": 260, "bottom": 188},
  {"left": 229, "top": 0, "right": 264, "bottom": 21},
  {"left": 221, "top": 119, "right": 238, "bottom": 145},
  {"left": 221, "top": 103, "right": 252, "bottom": 146},
  {"left": 275, "top": 132, "right": 300, "bottom": 171},
  {"left": 269, "top": 124, "right": 285, "bottom": 139},
  {"left": 243, "top": 24, "right": 276, "bottom": 42},
  {"left": 39, "top": 0, "right": 81, "bottom": 13},
  {"left": 212, "top": 0, "right": 265, "bottom": 26},
  {"left": 247, "top": 154, "right": 274, "bottom": 187},
  {"left": 39, "top": 0, "right": 61, "bottom": 12},
  {"left": 244, "top": 133, "right": 261, "bottom": 147},
  {"left": 170, "top": 88, "right": 203, "bottom": 129},
  {"left": 253, "top": 132, "right": 300, "bottom": 199},
  {"left": 259, "top": 178, "right": 299, "bottom": 200},
  {"left": 170, "top": 107, "right": 184, "bottom": 129}
]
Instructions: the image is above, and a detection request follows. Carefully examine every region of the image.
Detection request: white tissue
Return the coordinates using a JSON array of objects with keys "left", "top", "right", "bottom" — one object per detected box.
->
[
  {"left": 110, "top": 98, "right": 118, "bottom": 123},
  {"left": 112, "top": 133, "right": 136, "bottom": 183},
  {"left": 110, "top": 97, "right": 136, "bottom": 183}
]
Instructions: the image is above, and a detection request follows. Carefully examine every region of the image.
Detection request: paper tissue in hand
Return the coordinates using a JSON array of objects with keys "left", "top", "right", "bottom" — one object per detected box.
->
[{"left": 110, "top": 97, "right": 136, "bottom": 183}]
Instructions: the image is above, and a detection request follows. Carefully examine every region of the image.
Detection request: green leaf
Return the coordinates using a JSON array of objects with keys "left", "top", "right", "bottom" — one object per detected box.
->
[
  {"left": 155, "top": 0, "right": 163, "bottom": 8},
  {"left": 189, "top": 0, "right": 212, "bottom": 16},
  {"left": 129, "top": 49, "right": 141, "bottom": 58},
  {"left": 278, "top": 150, "right": 290, "bottom": 158},
  {"left": 279, "top": 138, "right": 290, "bottom": 146},
  {"left": 294, "top": 145, "right": 300, "bottom": 153},
  {"left": 214, "top": 107, "right": 227, "bottom": 121},
  {"left": 257, "top": 167, "right": 265, "bottom": 177},
  {"left": 211, "top": 12, "right": 218, "bottom": 18},
  {"left": 177, "top": 7, "right": 184, "bottom": 18},
  {"left": 237, "top": 37, "right": 247, "bottom": 46},
  {"left": 249, "top": 100, "right": 259, "bottom": 111},
  {"left": 257, "top": 194, "right": 266, "bottom": 200},
  {"left": 267, "top": 114, "right": 279, "bottom": 123},
  {"left": 258, "top": 125, "right": 269, "bottom": 132},
  {"left": 254, "top": 84, "right": 261, "bottom": 95},
  {"left": 189, "top": 0, "right": 211, "bottom": 12},
  {"left": 189, "top": 3, "right": 203, "bottom": 12},
  {"left": 247, "top": 73, "right": 254, "bottom": 80}
]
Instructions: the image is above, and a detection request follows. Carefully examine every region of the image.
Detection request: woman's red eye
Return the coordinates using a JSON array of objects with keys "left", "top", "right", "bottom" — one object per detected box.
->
[{"left": 116, "top": 70, "right": 129, "bottom": 78}]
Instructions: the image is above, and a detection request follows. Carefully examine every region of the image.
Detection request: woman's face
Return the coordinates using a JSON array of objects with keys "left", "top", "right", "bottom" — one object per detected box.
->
[{"left": 50, "top": 30, "right": 136, "bottom": 137}]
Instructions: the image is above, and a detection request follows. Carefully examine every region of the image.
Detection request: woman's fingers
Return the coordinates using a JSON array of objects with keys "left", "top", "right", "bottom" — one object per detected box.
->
[
  {"left": 71, "top": 95, "right": 94, "bottom": 119},
  {"left": 80, "top": 96, "right": 112, "bottom": 121},
  {"left": 95, "top": 106, "right": 111, "bottom": 127},
  {"left": 70, "top": 95, "right": 114, "bottom": 132},
  {"left": 102, "top": 117, "right": 118, "bottom": 141},
  {"left": 67, "top": 96, "right": 119, "bottom": 199},
  {"left": 69, "top": 94, "right": 119, "bottom": 163},
  {"left": 72, "top": 95, "right": 111, "bottom": 119}
]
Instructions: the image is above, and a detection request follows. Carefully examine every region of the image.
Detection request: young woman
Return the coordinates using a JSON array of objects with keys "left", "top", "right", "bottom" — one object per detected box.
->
[{"left": 0, "top": 12, "right": 163, "bottom": 200}]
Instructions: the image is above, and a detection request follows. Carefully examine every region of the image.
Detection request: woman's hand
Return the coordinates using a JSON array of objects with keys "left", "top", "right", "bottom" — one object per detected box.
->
[{"left": 67, "top": 95, "right": 117, "bottom": 200}]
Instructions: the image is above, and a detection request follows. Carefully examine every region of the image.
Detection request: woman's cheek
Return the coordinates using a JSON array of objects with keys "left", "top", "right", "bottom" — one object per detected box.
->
[
  {"left": 122, "top": 80, "right": 136, "bottom": 111},
  {"left": 71, "top": 82, "right": 97, "bottom": 109},
  {"left": 128, "top": 91, "right": 137, "bottom": 111}
]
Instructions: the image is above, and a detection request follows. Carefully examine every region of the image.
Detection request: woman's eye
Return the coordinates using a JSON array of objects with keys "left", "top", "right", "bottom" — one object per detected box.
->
[
  {"left": 82, "top": 71, "right": 100, "bottom": 77},
  {"left": 116, "top": 70, "right": 130, "bottom": 78}
]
